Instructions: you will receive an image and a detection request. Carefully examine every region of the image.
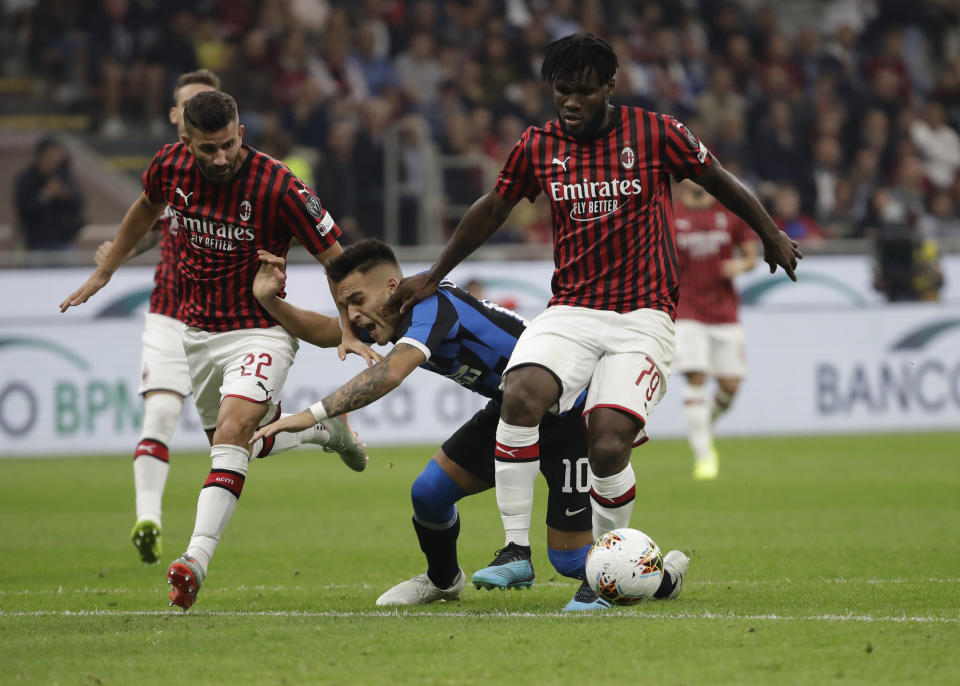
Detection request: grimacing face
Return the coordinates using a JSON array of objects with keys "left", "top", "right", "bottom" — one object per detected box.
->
[
  {"left": 170, "top": 83, "right": 217, "bottom": 137},
  {"left": 334, "top": 265, "right": 401, "bottom": 346},
  {"left": 182, "top": 119, "right": 245, "bottom": 184},
  {"left": 553, "top": 67, "right": 614, "bottom": 139}
]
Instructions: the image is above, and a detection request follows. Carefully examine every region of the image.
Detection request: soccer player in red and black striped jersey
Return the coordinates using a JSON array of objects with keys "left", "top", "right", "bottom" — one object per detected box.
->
[
  {"left": 61, "top": 90, "right": 370, "bottom": 610},
  {"left": 92, "top": 72, "right": 356, "bottom": 568},
  {"left": 673, "top": 179, "right": 758, "bottom": 480},
  {"left": 390, "top": 34, "right": 802, "bottom": 594}
]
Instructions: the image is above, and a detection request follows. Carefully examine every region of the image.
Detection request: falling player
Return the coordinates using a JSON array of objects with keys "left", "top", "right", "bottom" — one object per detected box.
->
[
  {"left": 673, "top": 180, "right": 758, "bottom": 479},
  {"left": 249, "top": 240, "right": 687, "bottom": 610},
  {"left": 61, "top": 90, "right": 368, "bottom": 609},
  {"left": 389, "top": 34, "right": 802, "bottom": 588},
  {"left": 93, "top": 70, "right": 361, "bottom": 565}
]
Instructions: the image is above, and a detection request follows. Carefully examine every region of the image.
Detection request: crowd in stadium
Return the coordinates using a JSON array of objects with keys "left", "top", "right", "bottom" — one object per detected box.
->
[{"left": 7, "top": 0, "right": 960, "bottom": 254}]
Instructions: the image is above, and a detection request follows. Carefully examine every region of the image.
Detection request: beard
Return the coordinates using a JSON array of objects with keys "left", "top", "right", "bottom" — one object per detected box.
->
[{"left": 558, "top": 101, "right": 611, "bottom": 140}]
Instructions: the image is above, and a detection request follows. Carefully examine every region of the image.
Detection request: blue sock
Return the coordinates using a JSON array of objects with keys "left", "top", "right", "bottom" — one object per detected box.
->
[
  {"left": 548, "top": 544, "right": 591, "bottom": 580},
  {"left": 411, "top": 459, "right": 466, "bottom": 528}
]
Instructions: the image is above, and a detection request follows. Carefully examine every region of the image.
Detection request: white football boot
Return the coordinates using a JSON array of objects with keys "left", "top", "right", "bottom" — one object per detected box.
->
[
  {"left": 662, "top": 550, "right": 690, "bottom": 599},
  {"left": 376, "top": 569, "right": 465, "bottom": 606}
]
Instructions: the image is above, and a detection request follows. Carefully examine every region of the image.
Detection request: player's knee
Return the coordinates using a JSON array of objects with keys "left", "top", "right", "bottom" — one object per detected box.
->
[
  {"left": 589, "top": 434, "right": 633, "bottom": 476},
  {"left": 501, "top": 368, "right": 557, "bottom": 424},
  {"left": 214, "top": 414, "right": 260, "bottom": 446},
  {"left": 500, "top": 387, "right": 549, "bottom": 425},
  {"left": 410, "top": 460, "right": 464, "bottom": 526},
  {"left": 717, "top": 377, "right": 741, "bottom": 396},
  {"left": 140, "top": 392, "right": 183, "bottom": 444}
]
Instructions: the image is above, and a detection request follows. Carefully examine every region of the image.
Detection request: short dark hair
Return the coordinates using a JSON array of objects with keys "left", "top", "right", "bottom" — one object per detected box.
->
[
  {"left": 182, "top": 90, "right": 238, "bottom": 134},
  {"left": 326, "top": 239, "right": 400, "bottom": 283},
  {"left": 540, "top": 33, "right": 618, "bottom": 85},
  {"left": 173, "top": 69, "right": 221, "bottom": 102}
]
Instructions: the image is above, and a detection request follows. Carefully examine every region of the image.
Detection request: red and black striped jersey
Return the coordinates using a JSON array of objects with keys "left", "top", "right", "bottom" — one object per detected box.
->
[
  {"left": 142, "top": 143, "right": 341, "bottom": 332},
  {"left": 494, "top": 106, "right": 711, "bottom": 317},
  {"left": 147, "top": 207, "right": 179, "bottom": 319},
  {"left": 673, "top": 198, "right": 755, "bottom": 324}
]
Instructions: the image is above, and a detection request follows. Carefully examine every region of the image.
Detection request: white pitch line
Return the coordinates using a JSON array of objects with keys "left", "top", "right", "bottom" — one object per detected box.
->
[
  {"left": 0, "top": 609, "right": 957, "bottom": 624},
  {"left": 2, "top": 578, "right": 958, "bottom": 597}
]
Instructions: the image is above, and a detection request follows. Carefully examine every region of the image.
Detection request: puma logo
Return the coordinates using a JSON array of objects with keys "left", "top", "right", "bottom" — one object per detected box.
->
[
  {"left": 552, "top": 156, "right": 570, "bottom": 172},
  {"left": 175, "top": 187, "right": 193, "bottom": 206},
  {"left": 256, "top": 381, "right": 273, "bottom": 398},
  {"left": 497, "top": 447, "right": 518, "bottom": 457}
]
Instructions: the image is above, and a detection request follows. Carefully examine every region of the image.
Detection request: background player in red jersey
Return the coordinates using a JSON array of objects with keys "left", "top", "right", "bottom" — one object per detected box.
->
[
  {"left": 673, "top": 180, "right": 759, "bottom": 480},
  {"left": 390, "top": 34, "right": 802, "bottom": 591},
  {"left": 93, "top": 71, "right": 359, "bottom": 566},
  {"left": 61, "top": 90, "right": 369, "bottom": 609}
]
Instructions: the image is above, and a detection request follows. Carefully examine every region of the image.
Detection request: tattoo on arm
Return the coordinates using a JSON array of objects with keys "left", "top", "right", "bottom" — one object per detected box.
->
[
  {"left": 321, "top": 345, "right": 415, "bottom": 415},
  {"left": 133, "top": 226, "right": 162, "bottom": 256}
]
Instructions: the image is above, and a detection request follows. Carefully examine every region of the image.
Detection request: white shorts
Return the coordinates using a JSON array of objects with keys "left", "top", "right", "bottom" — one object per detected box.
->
[
  {"left": 139, "top": 312, "right": 192, "bottom": 397},
  {"left": 674, "top": 319, "right": 747, "bottom": 378},
  {"left": 504, "top": 306, "right": 676, "bottom": 445},
  {"left": 182, "top": 325, "right": 299, "bottom": 431}
]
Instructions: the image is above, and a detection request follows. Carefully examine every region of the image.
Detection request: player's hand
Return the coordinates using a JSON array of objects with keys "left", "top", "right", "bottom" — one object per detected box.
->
[
  {"left": 384, "top": 272, "right": 438, "bottom": 315},
  {"left": 762, "top": 230, "right": 803, "bottom": 282},
  {"left": 94, "top": 241, "right": 113, "bottom": 267},
  {"left": 254, "top": 250, "right": 286, "bottom": 302},
  {"left": 720, "top": 257, "right": 748, "bottom": 280},
  {"left": 249, "top": 410, "right": 316, "bottom": 444},
  {"left": 59, "top": 270, "right": 110, "bottom": 312},
  {"left": 338, "top": 324, "right": 383, "bottom": 366}
]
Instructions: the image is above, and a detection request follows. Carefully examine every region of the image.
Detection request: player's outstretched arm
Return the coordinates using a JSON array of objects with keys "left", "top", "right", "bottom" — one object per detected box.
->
[
  {"left": 94, "top": 225, "right": 162, "bottom": 267},
  {"left": 60, "top": 193, "right": 167, "bottom": 312},
  {"left": 249, "top": 343, "right": 425, "bottom": 443},
  {"left": 695, "top": 157, "right": 803, "bottom": 282},
  {"left": 254, "top": 250, "right": 351, "bottom": 349},
  {"left": 386, "top": 191, "right": 518, "bottom": 314}
]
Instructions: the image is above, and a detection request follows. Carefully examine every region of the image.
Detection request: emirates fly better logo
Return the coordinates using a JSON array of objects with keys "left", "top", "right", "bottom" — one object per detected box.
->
[{"left": 549, "top": 177, "right": 643, "bottom": 222}]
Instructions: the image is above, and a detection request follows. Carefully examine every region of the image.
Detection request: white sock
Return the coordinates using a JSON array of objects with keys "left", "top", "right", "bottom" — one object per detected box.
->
[
  {"left": 186, "top": 444, "right": 250, "bottom": 579},
  {"left": 251, "top": 414, "right": 329, "bottom": 458},
  {"left": 589, "top": 463, "right": 637, "bottom": 539},
  {"left": 133, "top": 393, "right": 182, "bottom": 526},
  {"left": 495, "top": 420, "right": 540, "bottom": 548},
  {"left": 683, "top": 384, "right": 714, "bottom": 464},
  {"left": 711, "top": 387, "right": 735, "bottom": 422}
]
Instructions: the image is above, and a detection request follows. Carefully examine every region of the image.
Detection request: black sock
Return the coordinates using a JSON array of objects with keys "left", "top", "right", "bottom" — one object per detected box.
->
[{"left": 413, "top": 515, "right": 461, "bottom": 589}]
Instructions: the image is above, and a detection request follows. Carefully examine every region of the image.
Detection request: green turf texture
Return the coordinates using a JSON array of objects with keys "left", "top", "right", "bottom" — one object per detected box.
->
[{"left": 1, "top": 433, "right": 958, "bottom": 685}]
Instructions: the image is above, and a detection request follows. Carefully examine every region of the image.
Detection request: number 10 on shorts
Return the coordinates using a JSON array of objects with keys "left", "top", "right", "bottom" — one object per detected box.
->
[{"left": 635, "top": 355, "right": 661, "bottom": 402}]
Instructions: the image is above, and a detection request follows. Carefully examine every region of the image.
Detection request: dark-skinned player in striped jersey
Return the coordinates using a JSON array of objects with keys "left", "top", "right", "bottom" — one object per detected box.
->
[
  {"left": 387, "top": 34, "right": 803, "bottom": 592},
  {"left": 251, "top": 239, "right": 686, "bottom": 610}
]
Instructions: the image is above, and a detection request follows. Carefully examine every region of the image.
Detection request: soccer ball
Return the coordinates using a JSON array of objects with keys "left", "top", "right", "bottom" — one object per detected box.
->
[{"left": 585, "top": 528, "right": 664, "bottom": 605}]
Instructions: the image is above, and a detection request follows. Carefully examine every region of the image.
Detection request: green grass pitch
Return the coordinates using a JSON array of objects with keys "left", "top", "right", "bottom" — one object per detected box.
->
[{"left": 1, "top": 433, "right": 958, "bottom": 685}]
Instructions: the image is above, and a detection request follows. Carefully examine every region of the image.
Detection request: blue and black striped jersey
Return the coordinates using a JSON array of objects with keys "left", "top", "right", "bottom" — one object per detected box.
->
[{"left": 393, "top": 281, "right": 529, "bottom": 401}]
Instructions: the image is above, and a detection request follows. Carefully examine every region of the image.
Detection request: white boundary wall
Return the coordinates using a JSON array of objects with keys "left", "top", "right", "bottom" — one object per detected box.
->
[{"left": 1, "top": 256, "right": 958, "bottom": 456}]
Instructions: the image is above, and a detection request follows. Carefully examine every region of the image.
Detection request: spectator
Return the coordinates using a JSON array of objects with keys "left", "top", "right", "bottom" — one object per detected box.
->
[
  {"left": 910, "top": 100, "right": 960, "bottom": 189},
  {"left": 14, "top": 137, "right": 85, "bottom": 250},
  {"left": 771, "top": 184, "right": 824, "bottom": 243},
  {"left": 88, "top": 0, "right": 166, "bottom": 137},
  {"left": 394, "top": 31, "right": 446, "bottom": 108},
  {"left": 697, "top": 65, "right": 746, "bottom": 144},
  {"left": 865, "top": 186, "right": 943, "bottom": 301},
  {"left": 922, "top": 189, "right": 960, "bottom": 239}
]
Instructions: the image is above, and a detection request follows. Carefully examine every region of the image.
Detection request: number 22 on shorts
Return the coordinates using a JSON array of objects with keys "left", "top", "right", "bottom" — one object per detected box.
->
[
  {"left": 240, "top": 353, "right": 272, "bottom": 380},
  {"left": 635, "top": 355, "right": 661, "bottom": 402}
]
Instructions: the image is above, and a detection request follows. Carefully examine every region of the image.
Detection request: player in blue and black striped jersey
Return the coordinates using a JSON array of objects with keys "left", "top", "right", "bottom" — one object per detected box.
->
[{"left": 250, "top": 239, "right": 623, "bottom": 611}]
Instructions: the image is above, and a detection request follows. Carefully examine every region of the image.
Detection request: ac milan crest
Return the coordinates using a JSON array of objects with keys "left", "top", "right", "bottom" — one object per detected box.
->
[
  {"left": 239, "top": 200, "right": 252, "bottom": 222},
  {"left": 620, "top": 146, "right": 635, "bottom": 170}
]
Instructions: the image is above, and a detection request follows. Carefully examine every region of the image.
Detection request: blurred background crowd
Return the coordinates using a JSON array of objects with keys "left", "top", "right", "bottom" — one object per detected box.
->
[{"left": 2, "top": 0, "right": 960, "bottom": 299}]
